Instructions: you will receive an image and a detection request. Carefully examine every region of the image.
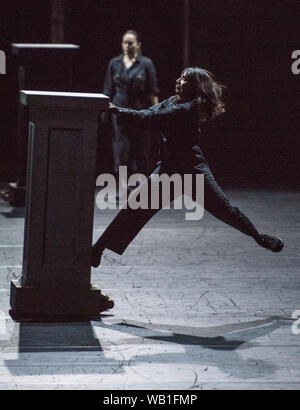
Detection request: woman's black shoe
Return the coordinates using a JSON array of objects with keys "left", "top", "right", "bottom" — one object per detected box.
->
[{"left": 256, "top": 234, "right": 284, "bottom": 252}]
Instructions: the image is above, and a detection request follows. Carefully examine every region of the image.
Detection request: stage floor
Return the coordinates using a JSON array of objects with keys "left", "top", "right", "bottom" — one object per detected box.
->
[{"left": 0, "top": 189, "right": 299, "bottom": 390}]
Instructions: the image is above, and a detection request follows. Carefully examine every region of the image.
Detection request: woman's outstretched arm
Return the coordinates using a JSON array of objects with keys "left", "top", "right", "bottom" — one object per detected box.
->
[{"left": 109, "top": 101, "right": 195, "bottom": 132}]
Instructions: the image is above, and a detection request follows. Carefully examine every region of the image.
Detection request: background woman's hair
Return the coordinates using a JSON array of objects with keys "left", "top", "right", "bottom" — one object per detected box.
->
[
  {"left": 123, "top": 29, "right": 141, "bottom": 43},
  {"left": 183, "top": 67, "right": 226, "bottom": 122}
]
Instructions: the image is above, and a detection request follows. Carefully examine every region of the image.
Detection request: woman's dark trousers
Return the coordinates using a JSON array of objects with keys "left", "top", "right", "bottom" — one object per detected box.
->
[{"left": 98, "top": 163, "right": 260, "bottom": 255}]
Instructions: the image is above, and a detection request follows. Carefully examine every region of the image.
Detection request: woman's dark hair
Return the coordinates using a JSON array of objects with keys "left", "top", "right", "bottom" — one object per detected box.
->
[
  {"left": 123, "top": 30, "right": 141, "bottom": 43},
  {"left": 182, "top": 67, "right": 225, "bottom": 122}
]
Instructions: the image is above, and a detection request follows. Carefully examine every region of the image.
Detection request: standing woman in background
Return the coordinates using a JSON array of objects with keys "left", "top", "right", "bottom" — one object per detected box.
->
[{"left": 103, "top": 30, "right": 159, "bottom": 182}]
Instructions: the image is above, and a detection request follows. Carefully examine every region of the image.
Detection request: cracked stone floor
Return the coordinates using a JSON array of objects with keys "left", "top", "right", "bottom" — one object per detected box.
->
[{"left": 0, "top": 189, "right": 299, "bottom": 390}]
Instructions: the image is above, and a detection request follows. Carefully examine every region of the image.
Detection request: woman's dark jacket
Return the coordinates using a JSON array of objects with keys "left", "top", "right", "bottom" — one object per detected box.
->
[{"left": 116, "top": 96, "right": 208, "bottom": 172}]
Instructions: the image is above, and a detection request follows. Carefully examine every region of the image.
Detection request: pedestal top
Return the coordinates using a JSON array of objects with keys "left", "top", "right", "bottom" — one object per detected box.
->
[
  {"left": 12, "top": 43, "right": 79, "bottom": 52},
  {"left": 11, "top": 44, "right": 80, "bottom": 59},
  {"left": 20, "top": 90, "right": 110, "bottom": 109}
]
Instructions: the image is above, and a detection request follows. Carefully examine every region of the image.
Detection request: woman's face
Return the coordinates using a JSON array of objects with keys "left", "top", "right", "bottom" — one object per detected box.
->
[
  {"left": 175, "top": 72, "right": 194, "bottom": 100},
  {"left": 122, "top": 33, "right": 140, "bottom": 57}
]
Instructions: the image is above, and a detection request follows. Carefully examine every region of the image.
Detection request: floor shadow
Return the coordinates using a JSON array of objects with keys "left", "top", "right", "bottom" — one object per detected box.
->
[
  {"left": 1, "top": 207, "right": 25, "bottom": 218},
  {"left": 4, "top": 319, "right": 123, "bottom": 376},
  {"left": 3, "top": 315, "right": 293, "bottom": 379},
  {"left": 17, "top": 321, "right": 103, "bottom": 353},
  {"left": 94, "top": 316, "right": 292, "bottom": 380},
  {"left": 97, "top": 315, "right": 292, "bottom": 346}
]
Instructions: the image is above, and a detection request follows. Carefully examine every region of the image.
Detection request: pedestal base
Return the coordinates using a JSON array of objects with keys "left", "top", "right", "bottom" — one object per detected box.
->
[{"left": 10, "top": 279, "right": 114, "bottom": 319}]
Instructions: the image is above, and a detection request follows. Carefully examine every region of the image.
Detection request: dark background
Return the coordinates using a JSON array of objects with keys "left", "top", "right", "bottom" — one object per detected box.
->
[{"left": 1, "top": 0, "right": 300, "bottom": 188}]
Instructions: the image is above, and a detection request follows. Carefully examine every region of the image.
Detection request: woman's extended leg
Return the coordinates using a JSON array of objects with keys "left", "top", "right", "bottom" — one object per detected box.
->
[
  {"left": 92, "top": 164, "right": 284, "bottom": 267},
  {"left": 200, "top": 165, "right": 284, "bottom": 251}
]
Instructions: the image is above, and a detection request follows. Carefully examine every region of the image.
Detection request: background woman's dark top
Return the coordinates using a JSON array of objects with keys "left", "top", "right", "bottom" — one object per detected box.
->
[
  {"left": 104, "top": 53, "right": 159, "bottom": 109},
  {"left": 102, "top": 53, "right": 159, "bottom": 176}
]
